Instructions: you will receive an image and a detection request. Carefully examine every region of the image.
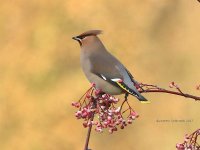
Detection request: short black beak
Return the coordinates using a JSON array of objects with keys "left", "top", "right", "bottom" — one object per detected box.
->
[
  {"left": 72, "top": 36, "right": 78, "bottom": 41},
  {"left": 72, "top": 36, "right": 82, "bottom": 46}
]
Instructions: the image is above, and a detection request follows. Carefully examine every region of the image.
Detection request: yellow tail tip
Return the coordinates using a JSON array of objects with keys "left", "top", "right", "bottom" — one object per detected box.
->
[{"left": 140, "top": 101, "right": 151, "bottom": 104}]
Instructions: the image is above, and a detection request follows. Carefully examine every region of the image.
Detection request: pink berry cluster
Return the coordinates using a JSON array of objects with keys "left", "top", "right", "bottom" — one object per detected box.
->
[
  {"left": 176, "top": 129, "right": 200, "bottom": 150},
  {"left": 71, "top": 85, "right": 139, "bottom": 133}
]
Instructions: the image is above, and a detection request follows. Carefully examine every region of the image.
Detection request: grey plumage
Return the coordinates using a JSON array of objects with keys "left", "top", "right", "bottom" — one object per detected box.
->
[{"left": 72, "top": 30, "right": 149, "bottom": 103}]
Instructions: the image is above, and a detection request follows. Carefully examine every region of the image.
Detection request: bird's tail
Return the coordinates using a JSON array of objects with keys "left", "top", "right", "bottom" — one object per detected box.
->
[{"left": 137, "top": 94, "right": 150, "bottom": 104}]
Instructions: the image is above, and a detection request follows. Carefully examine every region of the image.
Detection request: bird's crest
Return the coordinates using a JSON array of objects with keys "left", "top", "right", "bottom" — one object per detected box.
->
[{"left": 78, "top": 30, "right": 102, "bottom": 38}]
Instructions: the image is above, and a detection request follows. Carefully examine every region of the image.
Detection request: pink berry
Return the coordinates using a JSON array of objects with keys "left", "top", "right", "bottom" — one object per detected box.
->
[
  {"left": 83, "top": 122, "right": 87, "bottom": 128},
  {"left": 169, "top": 83, "right": 174, "bottom": 88},
  {"left": 87, "top": 121, "right": 92, "bottom": 126},
  {"left": 102, "top": 94, "right": 106, "bottom": 98},
  {"left": 115, "top": 121, "right": 120, "bottom": 125},
  {"left": 176, "top": 143, "right": 185, "bottom": 150},
  {"left": 92, "top": 121, "right": 98, "bottom": 125},
  {"left": 127, "top": 119, "right": 132, "bottom": 124},
  {"left": 196, "top": 85, "right": 200, "bottom": 90},
  {"left": 104, "top": 121, "right": 108, "bottom": 126},
  {"left": 109, "top": 128, "right": 113, "bottom": 134},
  {"left": 81, "top": 112, "right": 88, "bottom": 118},
  {"left": 71, "top": 102, "right": 76, "bottom": 106},
  {"left": 107, "top": 116, "right": 112, "bottom": 121},
  {"left": 115, "top": 107, "right": 120, "bottom": 113},
  {"left": 86, "top": 94, "right": 91, "bottom": 99},
  {"left": 113, "top": 127, "right": 117, "bottom": 131}
]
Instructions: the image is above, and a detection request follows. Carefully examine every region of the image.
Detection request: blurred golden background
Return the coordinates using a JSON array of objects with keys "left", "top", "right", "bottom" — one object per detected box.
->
[{"left": 0, "top": 0, "right": 200, "bottom": 149}]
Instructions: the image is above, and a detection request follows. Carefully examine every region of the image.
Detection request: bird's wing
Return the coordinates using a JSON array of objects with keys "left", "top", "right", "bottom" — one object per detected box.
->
[
  {"left": 113, "top": 64, "right": 142, "bottom": 98},
  {"left": 89, "top": 52, "right": 141, "bottom": 98},
  {"left": 124, "top": 68, "right": 137, "bottom": 84},
  {"left": 94, "top": 73, "right": 140, "bottom": 97}
]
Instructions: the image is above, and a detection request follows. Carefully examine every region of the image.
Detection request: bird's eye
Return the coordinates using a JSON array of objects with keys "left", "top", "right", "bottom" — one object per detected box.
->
[{"left": 79, "top": 36, "right": 86, "bottom": 40}]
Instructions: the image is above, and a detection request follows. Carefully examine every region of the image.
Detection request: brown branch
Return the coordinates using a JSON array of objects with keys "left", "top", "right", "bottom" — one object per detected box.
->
[
  {"left": 83, "top": 95, "right": 98, "bottom": 150},
  {"left": 138, "top": 83, "right": 200, "bottom": 101},
  {"left": 84, "top": 113, "right": 94, "bottom": 150},
  {"left": 141, "top": 89, "right": 200, "bottom": 100}
]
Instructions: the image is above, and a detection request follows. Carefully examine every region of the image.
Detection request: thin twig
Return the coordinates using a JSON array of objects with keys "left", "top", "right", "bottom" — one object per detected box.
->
[
  {"left": 138, "top": 82, "right": 200, "bottom": 101},
  {"left": 120, "top": 93, "right": 129, "bottom": 113},
  {"left": 140, "top": 89, "right": 200, "bottom": 100},
  {"left": 84, "top": 113, "right": 94, "bottom": 150}
]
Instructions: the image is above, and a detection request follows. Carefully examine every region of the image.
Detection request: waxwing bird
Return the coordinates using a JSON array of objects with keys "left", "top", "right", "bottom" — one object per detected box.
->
[{"left": 72, "top": 30, "right": 149, "bottom": 103}]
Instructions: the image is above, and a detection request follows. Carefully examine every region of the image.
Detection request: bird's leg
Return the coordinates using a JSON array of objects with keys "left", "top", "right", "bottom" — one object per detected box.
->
[
  {"left": 125, "top": 93, "right": 129, "bottom": 101},
  {"left": 119, "top": 93, "right": 129, "bottom": 113}
]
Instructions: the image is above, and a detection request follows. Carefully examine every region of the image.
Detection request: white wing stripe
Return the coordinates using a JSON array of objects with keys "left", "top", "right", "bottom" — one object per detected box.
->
[
  {"left": 111, "top": 78, "right": 122, "bottom": 82},
  {"left": 101, "top": 74, "right": 107, "bottom": 80}
]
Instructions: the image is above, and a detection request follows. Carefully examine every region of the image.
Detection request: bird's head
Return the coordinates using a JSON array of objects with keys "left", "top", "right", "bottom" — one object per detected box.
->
[{"left": 72, "top": 30, "right": 102, "bottom": 47}]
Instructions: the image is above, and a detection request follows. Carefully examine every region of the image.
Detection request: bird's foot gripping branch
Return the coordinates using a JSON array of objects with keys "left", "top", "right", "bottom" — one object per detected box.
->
[
  {"left": 71, "top": 84, "right": 139, "bottom": 134},
  {"left": 176, "top": 129, "right": 200, "bottom": 150}
]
